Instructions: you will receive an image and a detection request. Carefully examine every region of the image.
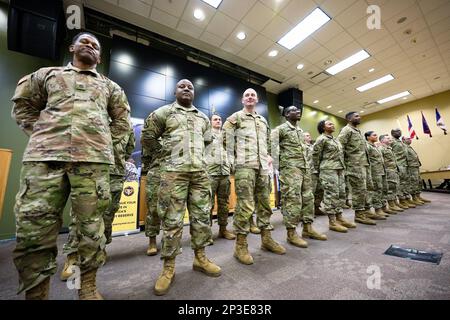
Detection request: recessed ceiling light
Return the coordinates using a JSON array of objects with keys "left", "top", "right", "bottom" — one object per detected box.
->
[
  {"left": 356, "top": 74, "right": 395, "bottom": 92},
  {"left": 268, "top": 50, "right": 278, "bottom": 57},
  {"left": 369, "top": 68, "right": 375, "bottom": 72},
  {"left": 297, "top": 64, "right": 304, "bottom": 70},
  {"left": 278, "top": 8, "right": 330, "bottom": 50},
  {"left": 377, "top": 91, "right": 411, "bottom": 104},
  {"left": 200, "top": 0, "right": 222, "bottom": 8},
  {"left": 360, "top": 110, "right": 365, "bottom": 113},
  {"left": 313, "top": 100, "right": 319, "bottom": 104},
  {"left": 326, "top": 105, "right": 332, "bottom": 109},
  {"left": 310, "top": 111, "right": 317, "bottom": 116},
  {"left": 236, "top": 32, "right": 246, "bottom": 40},
  {"left": 326, "top": 50, "right": 371, "bottom": 75},
  {"left": 193, "top": 9, "right": 205, "bottom": 21},
  {"left": 338, "top": 110, "right": 343, "bottom": 113},
  {"left": 402, "top": 97, "right": 408, "bottom": 100}
]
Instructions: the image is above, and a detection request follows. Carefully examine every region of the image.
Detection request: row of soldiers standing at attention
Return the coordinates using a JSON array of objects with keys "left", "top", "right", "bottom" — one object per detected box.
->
[{"left": 10, "top": 32, "right": 430, "bottom": 300}]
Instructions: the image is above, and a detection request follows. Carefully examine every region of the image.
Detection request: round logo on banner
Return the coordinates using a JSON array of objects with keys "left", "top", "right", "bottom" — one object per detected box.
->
[{"left": 123, "top": 186, "right": 134, "bottom": 196}]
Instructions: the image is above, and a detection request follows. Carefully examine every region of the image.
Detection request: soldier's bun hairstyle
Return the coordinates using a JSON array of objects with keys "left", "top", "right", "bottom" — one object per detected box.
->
[
  {"left": 317, "top": 120, "right": 326, "bottom": 134},
  {"left": 72, "top": 32, "right": 101, "bottom": 50},
  {"left": 364, "top": 131, "right": 374, "bottom": 140},
  {"left": 345, "top": 111, "right": 357, "bottom": 120}
]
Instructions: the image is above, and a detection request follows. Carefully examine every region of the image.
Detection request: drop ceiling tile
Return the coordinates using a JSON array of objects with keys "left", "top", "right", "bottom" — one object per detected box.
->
[
  {"left": 366, "top": 35, "right": 397, "bottom": 55},
  {"left": 429, "top": 18, "right": 450, "bottom": 37},
  {"left": 238, "top": 47, "right": 260, "bottom": 62},
  {"left": 220, "top": 40, "right": 244, "bottom": 54},
  {"left": 243, "top": 34, "right": 274, "bottom": 55},
  {"left": 305, "top": 45, "right": 331, "bottom": 64},
  {"left": 424, "top": 1, "right": 450, "bottom": 25},
  {"left": 219, "top": 0, "right": 256, "bottom": 21},
  {"left": 261, "top": 15, "right": 292, "bottom": 42},
  {"left": 418, "top": 0, "right": 450, "bottom": 14},
  {"left": 334, "top": 42, "right": 363, "bottom": 60},
  {"left": 176, "top": 20, "right": 204, "bottom": 38},
  {"left": 391, "top": 18, "right": 428, "bottom": 43},
  {"left": 200, "top": 31, "right": 225, "bottom": 47},
  {"left": 292, "top": 37, "right": 321, "bottom": 58},
  {"left": 346, "top": 17, "right": 370, "bottom": 39},
  {"left": 320, "top": 0, "right": 358, "bottom": 17},
  {"left": 118, "top": 0, "right": 151, "bottom": 17},
  {"left": 181, "top": 0, "right": 216, "bottom": 28},
  {"left": 323, "top": 31, "right": 354, "bottom": 52},
  {"left": 334, "top": 0, "right": 369, "bottom": 28},
  {"left": 150, "top": 7, "right": 179, "bottom": 28},
  {"left": 206, "top": 11, "right": 239, "bottom": 38},
  {"left": 379, "top": 0, "right": 416, "bottom": 21},
  {"left": 279, "top": 0, "right": 318, "bottom": 25},
  {"left": 276, "top": 52, "right": 301, "bottom": 68},
  {"left": 259, "top": 0, "right": 291, "bottom": 12},
  {"left": 226, "top": 23, "right": 258, "bottom": 47},
  {"left": 241, "top": 2, "right": 276, "bottom": 32},
  {"left": 313, "top": 20, "right": 345, "bottom": 45},
  {"left": 383, "top": 5, "right": 422, "bottom": 34},
  {"left": 152, "top": 0, "right": 187, "bottom": 17}
]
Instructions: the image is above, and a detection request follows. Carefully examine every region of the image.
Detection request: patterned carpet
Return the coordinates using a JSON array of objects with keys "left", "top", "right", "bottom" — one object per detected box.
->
[{"left": 1, "top": 192, "right": 449, "bottom": 300}]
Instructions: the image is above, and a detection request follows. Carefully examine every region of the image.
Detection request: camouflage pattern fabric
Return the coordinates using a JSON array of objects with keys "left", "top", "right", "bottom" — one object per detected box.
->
[
  {"left": 319, "top": 169, "right": 346, "bottom": 215},
  {"left": 380, "top": 145, "right": 400, "bottom": 201},
  {"left": 233, "top": 168, "right": 274, "bottom": 234},
  {"left": 391, "top": 138, "right": 410, "bottom": 200},
  {"left": 157, "top": 171, "right": 212, "bottom": 258},
  {"left": 13, "top": 162, "right": 109, "bottom": 293},
  {"left": 206, "top": 129, "right": 231, "bottom": 176},
  {"left": 145, "top": 170, "right": 161, "bottom": 238},
  {"left": 367, "top": 142, "right": 385, "bottom": 210},
  {"left": 103, "top": 175, "right": 125, "bottom": 244},
  {"left": 209, "top": 175, "right": 231, "bottom": 226},
  {"left": 405, "top": 145, "right": 422, "bottom": 195},
  {"left": 11, "top": 63, "right": 132, "bottom": 164}
]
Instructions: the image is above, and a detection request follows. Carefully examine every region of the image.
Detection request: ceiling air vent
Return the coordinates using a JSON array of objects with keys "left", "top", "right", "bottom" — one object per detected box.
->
[{"left": 310, "top": 72, "right": 331, "bottom": 84}]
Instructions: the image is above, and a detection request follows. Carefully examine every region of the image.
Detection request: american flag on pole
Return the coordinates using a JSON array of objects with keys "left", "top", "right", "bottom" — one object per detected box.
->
[
  {"left": 421, "top": 111, "right": 432, "bottom": 138},
  {"left": 435, "top": 108, "right": 447, "bottom": 135},
  {"left": 407, "top": 115, "right": 418, "bottom": 139}
]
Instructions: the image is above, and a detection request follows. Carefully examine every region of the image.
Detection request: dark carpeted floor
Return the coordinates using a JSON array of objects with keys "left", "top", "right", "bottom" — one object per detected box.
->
[{"left": 1, "top": 192, "right": 449, "bottom": 300}]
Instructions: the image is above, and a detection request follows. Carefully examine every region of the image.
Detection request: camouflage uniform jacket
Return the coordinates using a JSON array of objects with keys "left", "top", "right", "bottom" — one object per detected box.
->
[
  {"left": 380, "top": 145, "right": 399, "bottom": 172},
  {"left": 223, "top": 109, "right": 271, "bottom": 172},
  {"left": 141, "top": 101, "right": 211, "bottom": 172},
  {"left": 111, "top": 130, "right": 136, "bottom": 176},
  {"left": 11, "top": 63, "right": 132, "bottom": 164},
  {"left": 337, "top": 124, "right": 370, "bottom": 170},
  {"left": 391, "top": 138, "right": 408, "bottom": 167},
  {"left": 206, "top": 129, "right": 231, "bottom": 176},
  {"left": 271, "top": 121, "right": 308, "bottom": 170},
  {"left": 405, "top": 144, "right": 421, "bottom": 167},
  {"left": 366, "top": 141, "right": 385, "bottom": 175},
  {"left": 312, "top": 133, "right": 345, "bottom": 172},
  {"left": 305, "top": 143, "right": 316, "bottom": 173}
]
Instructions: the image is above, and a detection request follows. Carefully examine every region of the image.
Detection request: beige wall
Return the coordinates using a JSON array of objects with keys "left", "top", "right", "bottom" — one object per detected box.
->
[{"left": 359, "top": 90, "right": 450, "bottom": 172}]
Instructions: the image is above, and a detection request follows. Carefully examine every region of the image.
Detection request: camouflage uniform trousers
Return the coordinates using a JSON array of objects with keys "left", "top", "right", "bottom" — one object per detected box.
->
[
  {"left": 279, "top": 167, "right": 314, "bottom": 229},
  {"left": 369, "top": 172, "right": 385, "bottom": 210},
  {"left": 385, "top": 169, "right": 400, "bottom": 201},
  {"left": 157, "top": 171, "right": 212, "bottom": 259},
  {"left": 234, "top": 168, "right": 274, "bottom": 234},
  {"left": 209, "top": 175, "right": 231, "bottom": 226},
  {"left": 319, "top": 169, "right": 346, "bottom": 215},
  {"left": 311, "top": 173, "right": 323, "bottom": 211},
  {"left": 63, "top": 175, "right": 123, "bottom": 253},
  {"left": 397, "top": 165, "right": 411, "bottom": 199},
  {"left": 145, "top": 170, "right": 161, "bottom": 238},
  {"left": 13, "top": 161, "right": 109, "bottom": 294},
  {"left": 408, "top": 167, "right": 422, "bottom": 195},
  {"left": 346, "top": 166, "right": 371, "bottom": 211}
]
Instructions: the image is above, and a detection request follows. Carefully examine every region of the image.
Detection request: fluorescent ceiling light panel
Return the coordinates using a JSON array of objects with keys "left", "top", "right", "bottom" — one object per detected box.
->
[
  {"left": 277, "top": 8, "right": 330, "bottom": 50},
  {"left": 356, "top": 74, "right": 394, "bottom": 92},
  {"left": 326, "top": 50, "right": 370, "bottom": 75},
  {"left": 377, "top": 91, "right": 410, "bottom": 104},
  {"left": 201, "top": 0, "right": 222, "bottom": 8}
]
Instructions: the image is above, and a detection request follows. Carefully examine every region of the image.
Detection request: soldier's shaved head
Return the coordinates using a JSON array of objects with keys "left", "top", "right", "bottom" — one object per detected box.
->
[{"left": 242, "top": 88, "right": 258, "bottom": 109}]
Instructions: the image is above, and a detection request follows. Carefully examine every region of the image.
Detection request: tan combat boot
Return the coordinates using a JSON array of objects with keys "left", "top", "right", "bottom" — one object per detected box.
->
[
  {"left": 234, "top": 234, "right": 254, "bottom": 265},
  {"left": 336, "top": 213, "right": 356, "bottom": 228},
  {"left": 218, "top": 225, "right": 236, "bottom": 240},
  {"left": 388, "top": 200, "right": 404, "bottom": 212},
  {"left": 154, "top": 258, "right": 176, "bottom": 296},
  {"left": 354, "top": 210, "right": 376, "bottom": 225},
  {"left": 193, "top": 248, "right": 221, "bottom": 277},
  {"left": 382, "top": 205, "right": 397, "bottom": 215},
  {"left": 146, "top": 237, "right": 158, "bottom": 256},
  {"left": 25, "top": 277, "right": 50, "bottom": 300},
  {"left": 261, "top": 229, "right": 286, "bottom": 254},
  {"left": 314, "top": 206, "right": 326, "bottom": 216},
  {"left": 343, "top": 199, "right": 352, "bottom": 209},
  {"left": 60, "top": 252, "right": 78, "bottom": 281},
  {"left": 366, "top": 209, "right": 387, "bottom": 220},
  {"left": 302, "top": 223, "right": 327, "bottom": 240},
  {"left": 412, "top": 194, "right": 425, "bottom": 205},
  {"left": 249, "top": 216, "right": 261, "bottom": 234},
  {"left": 398, "top": 199, "right": 410, "bottom": 209},
  {"left": 418, "top": 193, "right": 431, "bottom": 203},
  {"left": 78, "top": 269, "right": 103, "bottom": 300},
  {"left": 403, "top": 198, "right": 416, "bottom": 208},
  {"left": 328, "top": 215, "right": 347, "bottom": 233},
  {"left": 375, "top": 208, "right": 389, "bottom": 218},
  {"left": 286, "top": 228, "right": 308, "bottom": 248}
]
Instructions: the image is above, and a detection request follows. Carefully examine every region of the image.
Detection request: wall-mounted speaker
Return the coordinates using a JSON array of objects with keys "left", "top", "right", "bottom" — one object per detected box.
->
[{"left": 7, "top": 0, "right": 66, "bottom": 60}]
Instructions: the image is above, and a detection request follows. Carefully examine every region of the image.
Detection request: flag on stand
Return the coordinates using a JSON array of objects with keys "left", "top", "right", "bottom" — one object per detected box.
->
[
  {"left": 435, "top": 108, "right": 447, "bottom": 135},
  {"left": 421, "top": 111, "right": 432, "bottom": 137},
  {"left": 407, "top": 115, "right": 418, "bottom": 139}
]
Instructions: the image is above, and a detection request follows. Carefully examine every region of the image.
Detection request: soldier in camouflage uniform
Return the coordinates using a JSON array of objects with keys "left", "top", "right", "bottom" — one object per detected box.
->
[
  {"left": 390, "top": 129, "right": 415, "bottom": 209},
  {"left": 142, "top": 133, "right": 162, "bottom": 256},
  {"left": 60, "top": 130, "right": 135, "bottom": 280},
  {"left": 206, "top": 114, "right": 236, "bottom": 241},
  {"left": 303, "top": 132, "right": 325, "bottom": 217},
  {"left": 223, "top": 88, "right": 286, "bottom": 265},
  {"left": 337, "top": 112, "right": 376, "bottom": 225},
  {"left": 402, "top": 137, "right": 430, "bottom": 204},
  {"left": 379, "top": 135, "right": 404, "bottom": 213},
  {"left": 364, "top": 131, "right": 390, "bottom": 220},
  {"left": 313, "top": 120, "right": 356, "bottom": 233},
  {"left": 272, "top": 106, "right": 327, "bottom": 248},
  {"left": 11, "top": 32, "right": 132, "bottom": 300},
  {"left": 142, "top": 79, "right": 221, "bottom": 296}
]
